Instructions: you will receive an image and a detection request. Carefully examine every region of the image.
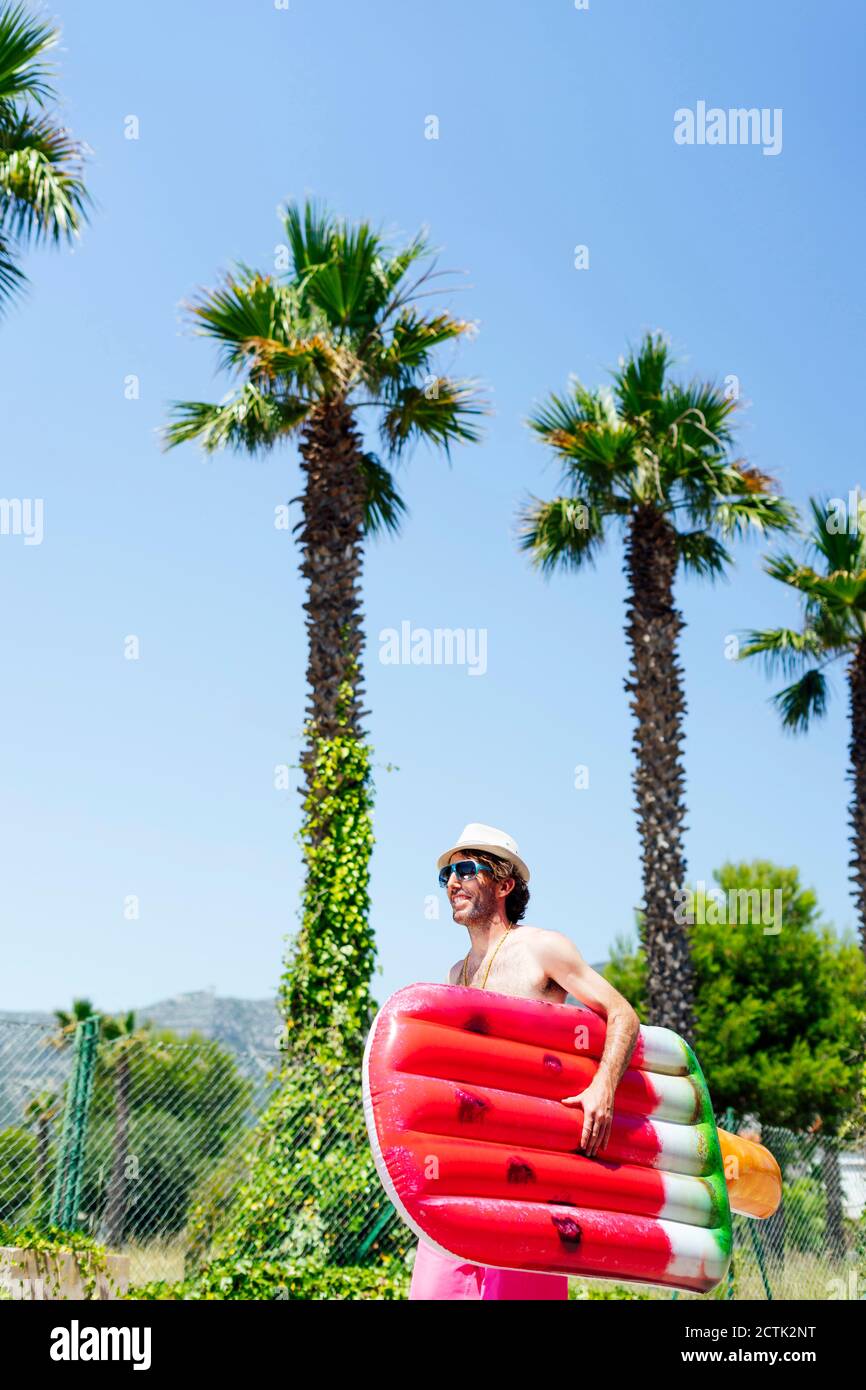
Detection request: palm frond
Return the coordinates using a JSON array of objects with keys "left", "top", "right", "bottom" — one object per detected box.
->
[
  {"left": 773, "top": 668, "right": 828, "bottom": 732},
  {"left": 0, "top": 107, "right": 90, "bottom": 243},
  {"left": 0, "top": 224, "right": 24, "bottom": 307},
  {"left": 611, "top": 331, "right": 673, "bottom": 420},
  {"left": 808, "top": 494, "right": 866, "bottom": 572},
  {"left": 376, "top": 229, "right": 435, "bottom": 312},
  {"left": 740, "top": 627, "right": 825, "bottom": 676},
  {"left": 304, "top": 219, "right": 383, "bottom": 326},
  {"left": 517, "top": 494, "right": 606, "bottom": 574},
  {"left": 771, "top": 556, "right": 866, "bottom": 613},
  {"left": 529, "top": 382, "right": 618, "bottom": 442},
  {"left": 662, "top": 381, "right": 737, "bottom": 455},
  {"left": 712, "top": 492, "right": 798, "bottom": 538},
  {"left": 281, "top": 199, "right": 337, "bottom": 278},
  {"left": 357, "top": 453, "right": 407, "bottom": 538},
  {"left": 675, "top": 529, "right": 731, "bottom": 579},
  {"left": 380, "top": 376, "right": 485, "bottom": 457},
  {"left": 239, "top": 332, "right": 347, "bottom": 394},
  {"left": 184, "top": 273, "right": 302, "bottom": 373},
  {"left": 528, "top": 385, "right": 638, "bottom": 499},
  {"left": 368, "top": 310, "right": 472, "bottom": 384},
  {"left": 0, "top": 3, "right": 57, "bottom": 105},
  {"left": 163, "top": 386, "right": 309, "bottom": 454}
]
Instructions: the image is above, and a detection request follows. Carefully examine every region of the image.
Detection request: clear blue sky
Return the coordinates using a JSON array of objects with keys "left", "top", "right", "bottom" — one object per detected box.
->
[{"left": 2, "top": 0, "right": 864, "bottom": 1014}]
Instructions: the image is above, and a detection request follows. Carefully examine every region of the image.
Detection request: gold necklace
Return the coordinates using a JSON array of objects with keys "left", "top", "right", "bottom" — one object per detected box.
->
[{"left": 462, "top": 927, "right": 511, "bottom": 989}]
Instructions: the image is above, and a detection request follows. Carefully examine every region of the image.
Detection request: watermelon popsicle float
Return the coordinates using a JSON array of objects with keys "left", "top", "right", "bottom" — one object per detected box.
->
[{"left": 363, "top": 984, "right": 782, "bottom": 1294}]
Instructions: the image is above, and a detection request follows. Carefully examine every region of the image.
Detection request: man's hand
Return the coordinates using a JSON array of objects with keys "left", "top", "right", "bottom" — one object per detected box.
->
[{"left": 560, "top": 1074, "right": 616, "bottom": 1157}]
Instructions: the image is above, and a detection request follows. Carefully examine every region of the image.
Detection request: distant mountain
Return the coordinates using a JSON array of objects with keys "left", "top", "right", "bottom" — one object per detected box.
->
[
  {"left": 133, "top": 990, "right": 280, "bottom": 1056},
  {"left": 0, "top": 990, "right": 280, "bottom": 1055},
  {"left": 0, "top": 992, "right": 282, "bottom": 1128}
]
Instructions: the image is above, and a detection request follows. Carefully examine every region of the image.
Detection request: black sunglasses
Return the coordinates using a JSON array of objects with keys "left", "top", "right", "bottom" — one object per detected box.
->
[{"left": 438, "top": 859, "right": 493, "bottom": 889}]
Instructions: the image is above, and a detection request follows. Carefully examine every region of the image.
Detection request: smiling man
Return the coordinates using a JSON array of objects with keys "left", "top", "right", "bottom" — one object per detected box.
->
[{"left": 409, "top": 822, "right": 641, "bottom": 1302}]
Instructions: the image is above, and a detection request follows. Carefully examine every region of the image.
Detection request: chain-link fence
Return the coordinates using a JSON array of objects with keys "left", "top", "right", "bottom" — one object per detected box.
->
[
  {"left": 1, "top": 1018, "right": 863, "bottom": 1297},
  {"left": 0, "top": 1021, "right": 73, "bottom": 1233}
]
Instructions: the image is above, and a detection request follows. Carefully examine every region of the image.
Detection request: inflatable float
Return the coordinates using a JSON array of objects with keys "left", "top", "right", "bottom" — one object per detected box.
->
[{"left": 362, "top": 984, "right": 782, "bottom": 1294}]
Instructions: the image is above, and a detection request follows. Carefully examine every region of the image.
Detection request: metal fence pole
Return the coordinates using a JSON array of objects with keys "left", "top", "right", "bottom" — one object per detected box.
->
[{"left": 49, "top": 1016, "right": 100, "bottom": 1230}]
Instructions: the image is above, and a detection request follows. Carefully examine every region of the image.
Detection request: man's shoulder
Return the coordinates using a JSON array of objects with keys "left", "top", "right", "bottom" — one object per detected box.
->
[{"left": 520, "top": 924, "right": 581, "bottom": 954}]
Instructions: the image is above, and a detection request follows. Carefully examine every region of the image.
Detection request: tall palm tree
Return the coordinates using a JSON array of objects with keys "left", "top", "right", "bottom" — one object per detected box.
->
[
  {"left": 0, "top": 2, "right": 90, "bottom": 310},
  {"left": 99, "top": 1010, "right": 151, "bottom": 1247},
  {"left": 48, "top": 1001, "right": 153, "bottom": 1244},
  {"left": 47, "top": 997, "right": 98, "bottom": 1050},
  {"left": 741, "top": 495, "right": 866, "bottom": 961},
  {"left": 520, "top": 333, "right": 796, "bottom": 1038},
  {"left": 165, "top": 200, "right": 483, "bottom": 1061}
]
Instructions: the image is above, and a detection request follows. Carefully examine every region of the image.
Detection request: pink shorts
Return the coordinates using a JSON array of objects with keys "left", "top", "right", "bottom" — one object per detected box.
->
[{"left": 408, "top": 1239, "right": 569, "bottom": 1301}]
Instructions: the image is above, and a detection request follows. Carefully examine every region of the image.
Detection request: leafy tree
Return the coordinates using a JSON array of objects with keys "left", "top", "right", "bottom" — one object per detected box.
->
[
  {"left": 211, "top": 1061, "right": 401, "bottom": 1271},
  {"left": 47, "top": 997, "right": 98, "bottom": 1048},
  {"left": 0, "top": 2, "right": 90, "bottom": 311},
  {"left": 22, "top": 1089, "right": 59, "bottom": 1227},
  {"left": 165, "top": 199, "right": 483, "bottom": 1065},
  {"left": 45, "top": 1004, "right": 251, "bottom": 1245},
  {"left": 0, "top": 1126, "right": 35, "bottom": 1224},
  {"left": 604, "top": 861, "right": 864, "bottom": 1130},
  {"left": 97, "top": 1012, "right": 152, "bottom": 1247},
  {"left": 82, "top": 1029, "right": 252, "bottom": 1244},
  {"left": 520, "top": 334, "right": 795, "bottom": 1039},
  {"left": 742, "top": 496, "right": 866, "bottom": 960}
]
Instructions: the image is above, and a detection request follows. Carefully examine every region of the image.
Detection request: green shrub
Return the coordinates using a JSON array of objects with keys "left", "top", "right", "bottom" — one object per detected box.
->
[
  {"left": 128, "top": 1254, "right": 409, "bottom": 1301},
  {"left": 216, "top": 1063, "right": 404, "bottom": 1268},
  {"left": 0, "top": 1222, "right": 113, "bottom": 1299},
  {"left": 0, "top": 1128, "right": 36, "bottom": 1226},
  {"left": 783, "top": 1177, "right": 826, "bottom": 1254}
]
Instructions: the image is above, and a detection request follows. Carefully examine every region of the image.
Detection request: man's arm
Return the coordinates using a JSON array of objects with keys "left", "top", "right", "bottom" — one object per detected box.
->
[{"left": 537, "top": 930, "right": 641, "bottom": 1158}]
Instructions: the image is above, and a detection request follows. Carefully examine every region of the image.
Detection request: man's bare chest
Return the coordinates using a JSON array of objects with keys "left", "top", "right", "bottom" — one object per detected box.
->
[{"left": 465, "top": 935, "right": 566, "bottom": 1003}]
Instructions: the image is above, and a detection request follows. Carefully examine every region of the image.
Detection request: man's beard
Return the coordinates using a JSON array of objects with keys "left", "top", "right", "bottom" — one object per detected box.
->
[{"left": 452, "top": 878, "right": 498, "bottom": 924}]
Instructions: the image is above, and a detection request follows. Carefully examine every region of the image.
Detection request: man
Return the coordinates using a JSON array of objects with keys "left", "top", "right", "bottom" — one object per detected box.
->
[{"left": 409, "top": 822, "right": 641, "bottom": 1301}]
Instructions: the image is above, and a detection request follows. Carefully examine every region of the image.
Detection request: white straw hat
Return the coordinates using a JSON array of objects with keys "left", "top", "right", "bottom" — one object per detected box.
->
[{"left": 437, "top": 822, "right": 530, "bottom": 882}]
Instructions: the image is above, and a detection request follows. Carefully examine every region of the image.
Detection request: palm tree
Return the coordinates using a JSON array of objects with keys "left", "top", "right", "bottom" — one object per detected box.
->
[
  {"left": 47, "top": 997, "right": 98, "bottom": 1050},
  {"left": 165, "top": 200, "right": 483, "bottom": 1061},
  {"left": 741, "top": 495, "right": 866, "bottom": 961},
  {"left": 520, "top": 333, "right": 796, "bottom": 1038},
  {"left": 99, "top": 1011, "right": 152, "bottom": 1247},
  {"left": 48, "top": 1001, "right": 153, "bottom": 1244},
  {"left": 0, "top": 2, "right": 90, "bottom": 310}
]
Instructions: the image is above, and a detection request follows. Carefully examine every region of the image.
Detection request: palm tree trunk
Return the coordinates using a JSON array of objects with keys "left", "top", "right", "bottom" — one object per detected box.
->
[
  {"left": 296, "top": 397, "right": 367, "bottom": 741},
  {"left": 847, "top": 638, "right": 866, "bottom": 961},
  {"left": 103, "top": 1053, "right": 130, "bottom": 1247},
  {"left": 281, "top": 397, "right": 375, "bottom": 1061},
  {"left": 624, "top": 504, "right": 696, "bottom": 1040}
]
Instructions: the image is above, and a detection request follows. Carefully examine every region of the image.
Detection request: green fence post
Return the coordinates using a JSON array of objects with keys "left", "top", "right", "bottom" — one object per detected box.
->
[
  {"left": 356, "top": 1200, "right": 398, "bottom": 1262},
  {"left": 49, "top": 1015, "right": 100, "bottom": 1230}
]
